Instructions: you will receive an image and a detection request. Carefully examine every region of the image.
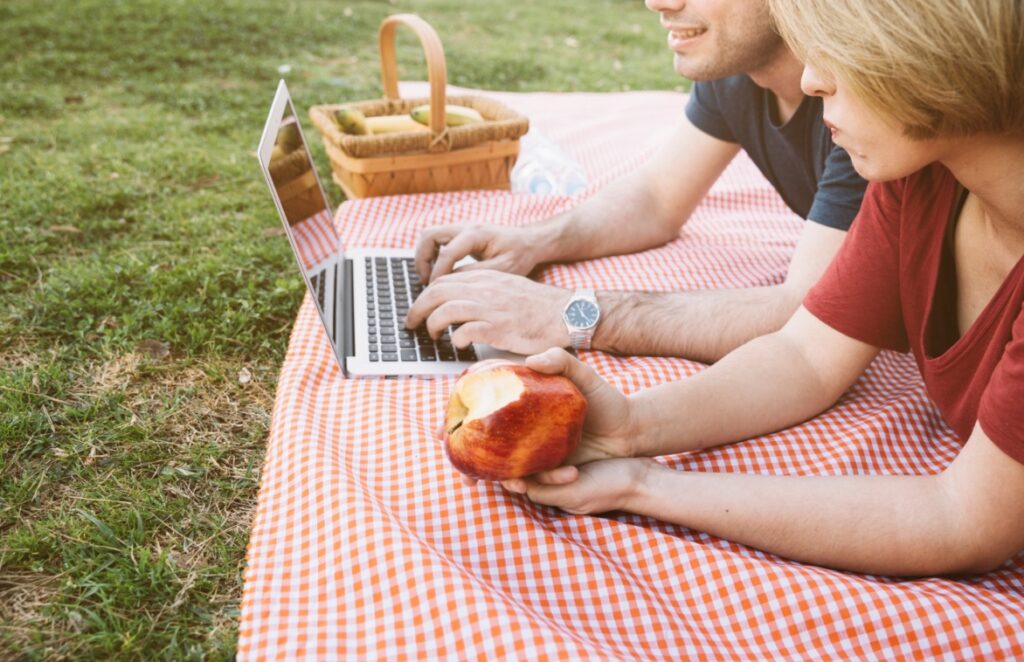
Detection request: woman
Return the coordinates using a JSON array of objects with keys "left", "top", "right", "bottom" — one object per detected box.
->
[{"left": 489, "top": 0, "right": 1024, "bottom": 576}]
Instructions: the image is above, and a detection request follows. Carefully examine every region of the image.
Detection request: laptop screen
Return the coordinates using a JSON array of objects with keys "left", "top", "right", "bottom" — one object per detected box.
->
[{"left": 258, "top": 83, "right": 346, "bottom": 357}]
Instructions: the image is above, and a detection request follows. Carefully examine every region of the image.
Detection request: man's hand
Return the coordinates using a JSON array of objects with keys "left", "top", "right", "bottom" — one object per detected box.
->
[
  {"left": 414, "top": 224, "right": 546, "bottom": 284},
  {"left": 405, "top": 270, "right": 572, "bottom": 355},
  {"left": 500, "top": 458, "right": 656, "bottom": 515}
]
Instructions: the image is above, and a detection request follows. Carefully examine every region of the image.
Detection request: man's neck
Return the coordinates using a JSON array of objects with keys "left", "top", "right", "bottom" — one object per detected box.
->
[
  {"left": 747, "top": 51, "right": 806, "bottom": 124},
  {"left": 943, "top": 135, "right": 1024, "bottom": 242}
]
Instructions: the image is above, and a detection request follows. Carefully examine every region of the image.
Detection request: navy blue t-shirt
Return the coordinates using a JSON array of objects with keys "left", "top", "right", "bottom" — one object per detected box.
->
[{"left": 686, "top": 76, "right": 866, "bottom": 231}]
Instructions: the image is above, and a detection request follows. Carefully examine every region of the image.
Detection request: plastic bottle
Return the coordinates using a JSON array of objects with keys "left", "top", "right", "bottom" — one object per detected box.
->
[{"left": 510, "top": 131, "right": 589, "bottom": 196}]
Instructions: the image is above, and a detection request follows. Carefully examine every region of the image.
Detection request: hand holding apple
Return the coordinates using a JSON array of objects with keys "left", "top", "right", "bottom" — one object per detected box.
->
[
  {"left": 501, "top": 457, "right": 659, "bottom": 515},
  {"left": 445, "top": 349, "right": 641, "bottom": 483},
  {"left": 444, "top": 360, "right": 587, "bottom": 480}
]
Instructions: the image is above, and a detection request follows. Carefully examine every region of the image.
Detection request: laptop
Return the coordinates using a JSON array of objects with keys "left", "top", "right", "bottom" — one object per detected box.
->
[{"left": 256, "top": 79, "right": 518, "bottom": 376}]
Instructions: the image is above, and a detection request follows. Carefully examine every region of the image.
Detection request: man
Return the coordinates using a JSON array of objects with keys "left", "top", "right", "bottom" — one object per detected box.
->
[{"left": 405, "top": 0, "right": 867, "bottom": 363}]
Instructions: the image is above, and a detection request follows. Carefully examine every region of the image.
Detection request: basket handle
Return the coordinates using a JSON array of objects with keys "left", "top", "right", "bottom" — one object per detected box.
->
[{"left": 378, "top": 14, "right": 448, "bottom": 137}]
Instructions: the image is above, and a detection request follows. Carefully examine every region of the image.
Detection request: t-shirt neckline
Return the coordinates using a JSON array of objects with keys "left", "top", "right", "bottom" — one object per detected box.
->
[{"left": 923, "top": 177, "right": 1024, "bottom": 368}]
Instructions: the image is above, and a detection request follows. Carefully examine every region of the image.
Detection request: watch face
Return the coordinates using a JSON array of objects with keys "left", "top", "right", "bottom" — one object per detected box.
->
[{"left": 565, "top": 299, "right": 599, "bottom": 328}]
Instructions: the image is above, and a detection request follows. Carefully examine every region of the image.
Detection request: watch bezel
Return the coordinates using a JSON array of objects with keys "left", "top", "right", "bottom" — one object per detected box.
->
[{"left": 563, "top": 298, "right": 600, "bottom": 330}]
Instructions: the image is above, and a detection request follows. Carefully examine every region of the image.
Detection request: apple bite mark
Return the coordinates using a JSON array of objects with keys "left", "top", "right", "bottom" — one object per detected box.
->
[{"left": 444, "top": 365, "right": 587, "bottom": 481}]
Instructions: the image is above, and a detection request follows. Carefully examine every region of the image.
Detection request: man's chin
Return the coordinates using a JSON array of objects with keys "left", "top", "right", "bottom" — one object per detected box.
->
[{"left": 672, "top": 53, "right": 726, "bottom": 83}]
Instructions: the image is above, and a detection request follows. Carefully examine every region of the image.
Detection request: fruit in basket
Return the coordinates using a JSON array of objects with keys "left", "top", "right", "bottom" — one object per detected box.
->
[
  {"left": 270, "top": 143, "right": 288, "bottom": 162},
  {"left": 410, "top": 104, "right": 485, "bottom": 127},
  {"left": 332, "top": 108, "right": 369, "bottom": 135},
  {"left": 444, "top": 360, "right": 586, "bottom": 481},
  {"left": 365, "top": 114, "right": 430, "bottom": 134},
  {"left": 277, "top": 121, "right": 303, "bottom": 152}
]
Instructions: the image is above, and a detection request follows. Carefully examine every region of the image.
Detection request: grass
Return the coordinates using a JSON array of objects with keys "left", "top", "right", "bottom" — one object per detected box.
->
[{"left": 0, "top": 0, "right": 681, "bottom": 657}]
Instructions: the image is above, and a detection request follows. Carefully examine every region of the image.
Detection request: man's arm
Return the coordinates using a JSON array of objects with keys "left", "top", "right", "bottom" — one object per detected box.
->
[
  {"left": 407, "top": 219, "right": 848, "bottom": 360},
  {"left": 414, "top": 117, "right": 739, "bottom": 282},
  {"left": 593, "top": 220, "right": 848, "bottom": 362},
  {"left": 531, "top": 116, "right": 741, "bottom": 264}
]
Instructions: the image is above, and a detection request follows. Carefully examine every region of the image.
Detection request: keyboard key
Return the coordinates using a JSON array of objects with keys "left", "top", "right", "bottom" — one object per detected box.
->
[
  {"left": 381, "top": 343, "right": 397, "bottom": 352},
  {"left": 399, "top": 339, "right": 415, "bottom": 348},
  {"left": 382, "top": 352, "right": 398, "bottom": 362},
  {"left": 457, "top": 346, "right": 477, "bottom": 361},
  {"left": 369, "top": 353, "right": 379, "bottom": 362},
  {"left": 400, "top": 350, "right": 418, "bottom": 361},
  {"left": 438, "top": 348, "right": 456, "bottom": 361}
]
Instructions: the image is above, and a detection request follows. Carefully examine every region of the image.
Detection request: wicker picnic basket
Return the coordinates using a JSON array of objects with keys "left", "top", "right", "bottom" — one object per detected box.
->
[{"left": 308, "top": 14, "right": 529, "bottom": 199}]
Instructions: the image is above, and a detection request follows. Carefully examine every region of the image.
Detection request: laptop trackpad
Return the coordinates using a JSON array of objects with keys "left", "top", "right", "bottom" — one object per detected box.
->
[{"left": 472, "top": 344, "right": 525, "bottom": 363}]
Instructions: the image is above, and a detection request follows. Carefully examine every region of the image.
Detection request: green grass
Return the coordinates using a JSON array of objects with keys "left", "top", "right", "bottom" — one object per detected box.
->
[{"left": 0, "top": 0, "right": 680, "bottom": 657}]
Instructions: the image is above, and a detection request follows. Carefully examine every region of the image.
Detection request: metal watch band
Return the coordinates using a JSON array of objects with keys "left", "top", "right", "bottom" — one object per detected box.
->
[{"left": 569, "top": 329, "right": 592, "bottom": 350}]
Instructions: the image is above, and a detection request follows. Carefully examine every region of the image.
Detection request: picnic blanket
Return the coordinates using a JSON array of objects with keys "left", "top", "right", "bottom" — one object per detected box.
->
[{"left": 238, "top": 87, "right": 1024, "bottom": 660}]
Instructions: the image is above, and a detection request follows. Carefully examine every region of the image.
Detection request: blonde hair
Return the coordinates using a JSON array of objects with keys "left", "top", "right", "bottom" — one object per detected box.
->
[{"left": 768, "top": 0, "right": 1024, "bottom": 139}]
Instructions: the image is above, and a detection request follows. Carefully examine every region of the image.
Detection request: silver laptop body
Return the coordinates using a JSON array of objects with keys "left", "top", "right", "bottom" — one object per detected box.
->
[{"left": 256, "top": 80, "right": 517, "bottom": 376}]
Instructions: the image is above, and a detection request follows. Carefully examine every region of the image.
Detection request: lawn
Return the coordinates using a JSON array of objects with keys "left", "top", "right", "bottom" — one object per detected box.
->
[{"left": 0, "top": 0, "right": 681, "bottom": 657}]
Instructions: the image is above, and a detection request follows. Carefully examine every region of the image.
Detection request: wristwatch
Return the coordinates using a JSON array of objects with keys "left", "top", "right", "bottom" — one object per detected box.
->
[{"left": 562, "top": 288, "right": 601, "bottom": 350}]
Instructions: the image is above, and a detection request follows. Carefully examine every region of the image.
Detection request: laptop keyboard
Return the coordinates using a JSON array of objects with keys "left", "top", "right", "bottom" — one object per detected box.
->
[{"left": 364, "top": 257, "right": 477, "bottom": 363}]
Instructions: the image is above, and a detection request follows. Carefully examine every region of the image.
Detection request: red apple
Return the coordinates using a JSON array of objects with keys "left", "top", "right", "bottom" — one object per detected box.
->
[{"left": 444, "top": 360, "right": 587, "bottom": 481}]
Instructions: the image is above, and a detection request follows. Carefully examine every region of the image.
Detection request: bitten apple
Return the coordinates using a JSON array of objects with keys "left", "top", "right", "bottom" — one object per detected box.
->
[{"left": 444, "top": 360, "right": 587, "bottom": 481}]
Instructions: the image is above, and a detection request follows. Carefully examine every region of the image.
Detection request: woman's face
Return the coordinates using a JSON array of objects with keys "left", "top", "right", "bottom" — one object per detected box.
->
[{"left": 801, "top": 64, "right": 950, "bottom": 181}]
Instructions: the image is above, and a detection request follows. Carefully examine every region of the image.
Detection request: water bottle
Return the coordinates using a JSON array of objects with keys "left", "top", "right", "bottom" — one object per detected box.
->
[{"left": 511, "top": 131, "right": 589, "bottom": 196}]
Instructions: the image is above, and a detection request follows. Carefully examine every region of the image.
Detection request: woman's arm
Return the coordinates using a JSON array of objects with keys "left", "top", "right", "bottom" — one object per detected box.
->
[
  {"left": 514, "top": 306, "right": 879, "bottom": 465},
  {"left": 628, "top": 306, "right": 880, "bottom": 456},
  {"left": 512, "top": 423, "right": 1024, "bottom": 576}
]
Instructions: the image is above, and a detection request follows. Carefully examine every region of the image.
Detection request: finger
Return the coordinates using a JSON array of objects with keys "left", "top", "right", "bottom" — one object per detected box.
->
[
  {"left": 414, "top": 226, "right": 460, "bottom": 282},
  {"left": 531, "top": 465, "right": 579, "bottom": 485},
  {"left": 525, "top": 348, "right": 607, "bottom": 399},
  {"left": 429, "top": 231, "right": 483, "bottom": 284},
  {"left": 501, "top": 478, "right": 528, "bottom": 494},
  {"left": 450, "top": 321, "right": 492, "bottom": 349},
  {"left": 425, "top": 300, "right": 486, "bottom": 340},
  {"left": 454, "top": 254, "right": 528, "bottom": 278},
  {"left": 404, "top": 281, "right": 453, "bottom": 329},
  {"left": 450, "top": 260, "right": 491, "bottom": 274}
]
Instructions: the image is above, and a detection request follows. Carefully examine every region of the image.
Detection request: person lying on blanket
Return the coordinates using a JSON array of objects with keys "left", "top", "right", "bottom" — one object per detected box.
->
[
  {"left": 483, "top": 0, "right": 1024, "bottom": 577},
  {"left": 405, "top": 0, "right": 868, "bottom": 364}
]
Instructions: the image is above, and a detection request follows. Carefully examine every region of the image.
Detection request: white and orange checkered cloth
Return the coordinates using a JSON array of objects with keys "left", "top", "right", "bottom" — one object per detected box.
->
[{"left": 238, "top": 87, "right": 1024, "bottom": 659}]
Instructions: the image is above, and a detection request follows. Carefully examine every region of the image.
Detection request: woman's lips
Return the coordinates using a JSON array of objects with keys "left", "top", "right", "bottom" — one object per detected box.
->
[{"left": 824, "top": 118, "right": 839, "bottom": 140}]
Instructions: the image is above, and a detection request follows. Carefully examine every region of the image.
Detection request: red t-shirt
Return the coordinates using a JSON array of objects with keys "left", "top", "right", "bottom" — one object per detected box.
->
[{"left": 804, "top": 163, "right": 1024, "bottom": 463}]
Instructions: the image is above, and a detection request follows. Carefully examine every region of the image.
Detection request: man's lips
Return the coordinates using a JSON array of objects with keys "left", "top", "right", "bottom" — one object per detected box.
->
[
  {"left": 665, "top": 25, "right": 707, "bottom": 49},
  {"left": 665, "top": 26, "right": 706, "bottom": 38}
]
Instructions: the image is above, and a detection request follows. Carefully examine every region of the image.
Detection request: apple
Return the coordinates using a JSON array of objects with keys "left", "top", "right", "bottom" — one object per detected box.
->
[{"left": 444, "top": 360, "right": 587, "bottom": 481}]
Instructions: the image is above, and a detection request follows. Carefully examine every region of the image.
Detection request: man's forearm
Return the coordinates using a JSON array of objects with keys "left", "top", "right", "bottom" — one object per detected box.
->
[
  {"left": 594, "top": 285, "right": 801, "bottom": 363},
  {"left": 630, "top": 465, "right": 985, "bottom": 576},
  {"left": 531, "top": 174, "right": 686, "bottom": 265}
]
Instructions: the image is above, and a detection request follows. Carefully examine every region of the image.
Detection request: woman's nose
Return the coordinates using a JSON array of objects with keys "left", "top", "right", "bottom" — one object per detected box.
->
[{"left": 801, "top": 64, "right": 835, "bottom": 98}]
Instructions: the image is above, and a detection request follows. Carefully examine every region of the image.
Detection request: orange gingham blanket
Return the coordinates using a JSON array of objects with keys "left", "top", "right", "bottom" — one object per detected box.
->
[{"left": 238, "top": 87, "right": 1024, "bottom": 660}]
